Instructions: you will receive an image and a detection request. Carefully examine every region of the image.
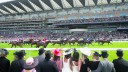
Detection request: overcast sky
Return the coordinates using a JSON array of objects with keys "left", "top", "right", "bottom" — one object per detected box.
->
[{"left": 0, "top": 0, "right": 14, "bottom": 3}]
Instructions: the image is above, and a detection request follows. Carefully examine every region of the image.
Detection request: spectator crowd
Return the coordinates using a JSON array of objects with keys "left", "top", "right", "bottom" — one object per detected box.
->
[
  {"left": 54, "top": 16, "right": 128, "bottom": 25},
  {"left": 0, "top": 31, "right": 128, "bottom": 43},
  {"left": 0, "top": 48, "right": 128, "bottom": 72}
]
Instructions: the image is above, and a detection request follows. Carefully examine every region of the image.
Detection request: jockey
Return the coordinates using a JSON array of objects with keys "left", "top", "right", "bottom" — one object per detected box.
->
[
  {"left": 17, "top": 38, "right": 20, "bottom": 42},
  {"left": 42, "top": 38, "right": 46, "bottom": 43},
  {"left": 35, "top": 38, "right": 39, "bottom": 41}
]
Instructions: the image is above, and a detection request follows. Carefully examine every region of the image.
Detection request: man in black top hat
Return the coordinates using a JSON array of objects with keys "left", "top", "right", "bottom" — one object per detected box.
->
[
  {"left": 0, "top": 49, "right": 10, "bottom": 72},
  {"left": 40, "top": 51, "right": 58, "bottom": 72},
  {"left": 113, "top": 49, "right": 128, "bottom": 72},
  {"left": 9, "top": 50, "right": 26, "bottom": 72}
]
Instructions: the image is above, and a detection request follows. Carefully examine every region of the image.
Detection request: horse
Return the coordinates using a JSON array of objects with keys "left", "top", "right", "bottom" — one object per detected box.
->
[
  {"left": 50, "top": 40, "right": 64, "bottom": 46},
  {"left": 23, "top": 41, "right": 30, "bottom": 45},
  {"left": 62, "top": 38, "right": 69, "bottom": 45},
  {"left": 36, "top": 40, "right": 50, "bottom": 48},
  {"left": 9, "top": 41, "right": 23, "bottom": 48},
  {"left": 23, "top": 39, "right": 34, "bottom": 45},
  {"left": 96, "top": 38, "right": 112, "bottom": 45},
  {"left": 24, "top": 39, "right": 39, "bottom": 47},
  {"left": 77, "top": 38, "right": 85, "bottom": 46},
  {"left": 68, "top": 38, "right": 78, "bottom": 45},
  {"left": 84, "top": 39, "right": 94, "bottom": 46}
]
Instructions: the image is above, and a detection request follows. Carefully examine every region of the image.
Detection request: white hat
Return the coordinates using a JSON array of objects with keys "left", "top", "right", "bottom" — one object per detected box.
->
[
  {"left": 24, "top": 57, "right": 38, "bottom": 70},
  {"left": 63, "top": 49, "right": 73, "bottom": 55},
  {"left": 80, "top": 47, "right": 91, "bottom": 56}
]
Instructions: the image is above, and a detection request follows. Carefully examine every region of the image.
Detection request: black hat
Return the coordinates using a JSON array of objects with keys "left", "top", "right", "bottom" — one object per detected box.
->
[
  {"left": 13, "top": 50, "right": 26, "bottom": 59},
  {"left": 20, "top": 50, "right": 26, "bottom": 55},
  {"left": 63, "top": 49, "right": 73, "bottom": 55},
  {"left": 101, "top": 50, "right": 108, "bottom": 58},
  {"left": 24, "top": 57, "right": 38, "bottom": 70},
  {"left": 0, "top": 49, "right": 4, "bottom": 57},
  {"left": 45, "top": 51, "right": 51, "bottom": 61},
  {"left": 38, "top": 48, "right": 45, "bottom": 55},
  {"left": 116, "top": 49, "right": 123, "bottom": 56},
  {"left": 2, "top": 49, "right": 9, "bottom": 55},
  {"left": 93, "top": 51, "right": 101, "bottom": 57}
]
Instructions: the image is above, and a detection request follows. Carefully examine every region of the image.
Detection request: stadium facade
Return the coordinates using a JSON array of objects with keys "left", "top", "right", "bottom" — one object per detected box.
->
[{"left": 0, "top": 0, "right": 128, "bottom": 34}]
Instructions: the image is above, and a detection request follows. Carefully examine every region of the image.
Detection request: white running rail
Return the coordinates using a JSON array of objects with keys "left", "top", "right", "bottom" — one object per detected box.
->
[{"left": 5, "top": 48, "right": 128, "bottom": 51}]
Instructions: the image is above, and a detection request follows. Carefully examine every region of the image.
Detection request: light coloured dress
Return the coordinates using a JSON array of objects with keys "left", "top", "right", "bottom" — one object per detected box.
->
[
  {"left": 72, "top": 61, "right": 79, "bottom": 72},
  {"left": 62, "top": 58, "right": 72, "bottom": 72}
]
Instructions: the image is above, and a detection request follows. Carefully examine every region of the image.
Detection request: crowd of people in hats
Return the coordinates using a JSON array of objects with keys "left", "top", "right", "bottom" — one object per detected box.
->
[{"left": 0, "top": 48, "right": 128, "bottom": 72}]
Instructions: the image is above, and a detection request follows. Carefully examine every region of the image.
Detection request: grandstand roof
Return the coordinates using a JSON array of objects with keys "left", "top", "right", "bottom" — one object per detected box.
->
[{"left": 0, "top": 0, "right": 126, "bottom": 15}]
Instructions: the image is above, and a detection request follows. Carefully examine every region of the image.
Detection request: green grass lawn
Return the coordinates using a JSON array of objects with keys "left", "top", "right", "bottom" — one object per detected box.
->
[
  {"left": 6, "top": 50, "right": 128, "bottom": 62},
  {"left": 0, "top": 42, "right": 128, "bottom": 62}
]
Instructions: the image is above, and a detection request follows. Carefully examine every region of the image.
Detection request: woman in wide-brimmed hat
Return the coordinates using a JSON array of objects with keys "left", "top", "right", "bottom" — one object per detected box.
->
[
  {"left": 70, "top": 48, "right": 81, "bottom": 72},
  {"left": 51, "top": 48, "right": 63, "bottom": 72},
  {"left": 23, "top": 57, "right": 38, "bottom": 72},
  {"left": 62, "top": 49, "right": 73, "bottom": 72},
  {"left": 79, "top": 47, "right": 91, "bottom": 72}
]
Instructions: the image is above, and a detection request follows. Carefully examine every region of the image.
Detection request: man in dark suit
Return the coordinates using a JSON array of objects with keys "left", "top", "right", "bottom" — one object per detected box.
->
[
  {"left": 35, "top": 48, "right": 45, "bottom": 72},
  {"left": 9, "top": 50, "right": 26, "bottom": 72},
  {"left": 0, "top": 49, "right": 10, "bottom": 72},
  {"left": 113, "top": 49, "right": 128, "bottom": 72},
  {"left": 40, "top": 51, "right": 58, "bottom": 72}
]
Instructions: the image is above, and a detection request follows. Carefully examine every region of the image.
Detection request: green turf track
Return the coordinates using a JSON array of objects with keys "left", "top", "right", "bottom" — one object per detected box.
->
[
  {"left": 0, "top": 42, "right": 128, "bottom": 48},
  {"left": 0, "top": 42, "right": 128, "bottom": 62}
]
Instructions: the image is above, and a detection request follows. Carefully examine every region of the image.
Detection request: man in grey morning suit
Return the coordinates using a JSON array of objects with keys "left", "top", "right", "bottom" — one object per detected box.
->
[{"left": 92, "top": 50, "right": 115, "bottom": 72}]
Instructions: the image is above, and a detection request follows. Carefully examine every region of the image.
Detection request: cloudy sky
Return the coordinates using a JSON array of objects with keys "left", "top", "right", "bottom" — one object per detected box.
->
[{"left": 0, "top": 0, "right": 14, "bottom": 3}]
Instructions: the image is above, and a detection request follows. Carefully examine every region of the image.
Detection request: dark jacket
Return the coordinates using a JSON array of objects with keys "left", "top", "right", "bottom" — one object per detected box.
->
[
  {"left": 35, "top": 55, "right": 45, "bottom": 72},
  {"left": 40, "top": 59, "right": 58, "bottom": 72},
  {"left": 0, "top": 57, "right": 10, "bottom": 72},
  {"left": 80, "top": 58, "right": 89, "bottom": 72},
  {"left": 92, "top": 60, "right": 115, "bottom": 72},
  {"left": 9, "top": 59, "right": 25, "bottom": 72},
  {"left": 88, "top": 61, "right": 100, "bottom": 70},
  {"left": 113, "top": 58, "right": 128, "bottom": 72}
]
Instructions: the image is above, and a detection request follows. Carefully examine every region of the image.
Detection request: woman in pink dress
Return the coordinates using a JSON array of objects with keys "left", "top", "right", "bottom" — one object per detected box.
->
[{"left": 51, "top": 48, "right": 63, "bottom": 72}]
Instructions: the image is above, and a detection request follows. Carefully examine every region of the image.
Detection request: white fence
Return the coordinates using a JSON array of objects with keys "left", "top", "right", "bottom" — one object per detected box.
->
[{"left": 5, "top": 48, "right": 128, "bottom": 51}]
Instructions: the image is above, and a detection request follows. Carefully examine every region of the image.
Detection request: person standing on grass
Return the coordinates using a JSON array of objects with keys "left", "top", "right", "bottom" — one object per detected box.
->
[
  {"left": 113, "top": 49, "right": 128, "bottom": 72},
  {"left": 40, "top": 51, "right": 58, "bottom": 72},
  {"left": 0, "top": 49, "right": 10, "bottom": 72},
  {"left": 92, "top": 50, "right": 115, "bottom": 72},
  {"left": 9, "top": 50, "right": 26, "bottom": 72},
  {"left": 71, "top": 49, "right": 81, "bottom": 72},
  {"left": 23, "top": 57, "right": 38, "bottom": 72},
  {"left": 51, "top": 48, "right": 63, "bottom": 72},
  {"left": 80, "top": 48, "right": 91, "bottom": 72},
  {"left": 35, "top": 48, "right": 45, "bottom": 72},
  {"left": 89, "top": 51, "right": 101, "bottom": 72},
  {"left": 62, "top": 49, "right": 73, "bottom": 72}
]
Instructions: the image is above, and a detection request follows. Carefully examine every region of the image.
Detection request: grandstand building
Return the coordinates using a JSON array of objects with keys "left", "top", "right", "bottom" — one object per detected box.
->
[{"left": 0, "top": 0, "right": 128, "bottom": 35}]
